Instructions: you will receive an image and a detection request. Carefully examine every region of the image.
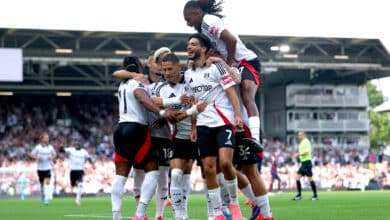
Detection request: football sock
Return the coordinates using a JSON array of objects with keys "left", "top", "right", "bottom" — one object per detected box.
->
[
  {"left": 76, "top": 182, "right": 83, "bottom": 201},
  {"left": 248, "top": 116, "right": 260, "bottom": 142},
  {"left": 240, "top": 184, "right": 256, "bottom": 202},
  {"left": 136, "top": 170, "right": 159, "bottom": 218},
  {"left": 133, "top": 168, "right": 145, "bottom": 204},
  {"left": 111, "top": 175, "right": 126, "bottom": 220},
  {"left": 208, "top": 187, "right": 223, "bottom": 216},
  {"left": 183, "top": 173, "right": 192, "bottom": 215},
  {"left": 310, "top": 180, "right": 317, "bottom": 196},
  {"left": 253, "top": 195, "right": 271, "bottom": 218},
  {"left": 43, "top": 184, "right": 50, "bottom": 201},
  {"left": 225, "top": 177, "right": 239, "bottom": 204},
  {"left": 156, "top": 166, "right": 169, "bottom": 217},
  {"left": 217, "top": 173, "right": 231, "bottom": 207},
  {"left": 170, "top": 168, "right": 185, "bottom": 218},
  {"left": 296, "top": 180, "right": 302, "bottom": 196},
  {"left": 204, "top": 179, "right": 214, "bottom": 218}
]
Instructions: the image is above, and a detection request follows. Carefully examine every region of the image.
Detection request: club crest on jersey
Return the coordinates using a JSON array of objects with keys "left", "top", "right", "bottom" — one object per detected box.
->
[
  {"left": 138, "top": 83, "right": 145, "bottom": 88},
  {"left": 210, "top": 26, "right": 219, "bottom": 36},
  {"left": 204, "top": 72, "right": 210, "bottom": 78}
]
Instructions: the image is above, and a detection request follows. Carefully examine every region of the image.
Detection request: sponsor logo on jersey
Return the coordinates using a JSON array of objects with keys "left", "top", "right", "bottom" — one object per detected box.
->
[
  {"left": 189, "top": 78, "right": 193, "bottom": 83},
  {"left": 191, "top": 84, "right": 212, "bottom": 93},
  {"left": 204, "top": 72, "right": 210, "bottom": 78},
  {"left": 168, "top": 93, "right": 176, "bottom": 98}
]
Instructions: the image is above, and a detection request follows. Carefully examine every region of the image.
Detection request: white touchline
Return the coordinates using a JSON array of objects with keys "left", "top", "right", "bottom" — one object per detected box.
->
[
  {"left": 64, "top": 214, "right": 114, "bottom": 219},
  {"left": 64, "top": 214, "right": 203, "bottom": 220}
]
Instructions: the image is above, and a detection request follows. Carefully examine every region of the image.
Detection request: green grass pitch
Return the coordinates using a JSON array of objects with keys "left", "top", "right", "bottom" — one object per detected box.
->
[{"left": 0, "top": 191, "right": 389, "bottom": 220}]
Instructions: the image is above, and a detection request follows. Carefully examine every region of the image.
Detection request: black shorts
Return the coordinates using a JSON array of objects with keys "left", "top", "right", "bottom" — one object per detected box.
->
[
  {"left": 298, "top": 160, "right": 313, "bottom": 177},
  {"left": 70, "top": 170, "right": 84, "bottom": 186},
  {"left": 37, "top": 170, "right": 51, "bottom": 183},
  {"left": 233, "top": 131, "right": 259, "bottom": 166},
  {"left": 197, "top": 125, "right": 235, "bottom": 158},
  {"left": 239, "top": 58, "right": 261, "bottom": 87},
  {"left": 171, "top": 138, "right": 198, "bottom": 160},
  {"left": 151, "top": 136, "right": 171, "bottom": 166},
  {"left": 113, "top": 122, "right": 157, "bottom": 165}
]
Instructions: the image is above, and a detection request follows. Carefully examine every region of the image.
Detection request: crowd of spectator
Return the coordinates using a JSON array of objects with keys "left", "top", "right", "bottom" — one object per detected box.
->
[{"left": 0, "top": 95, "right": 389, "bottom": 198}]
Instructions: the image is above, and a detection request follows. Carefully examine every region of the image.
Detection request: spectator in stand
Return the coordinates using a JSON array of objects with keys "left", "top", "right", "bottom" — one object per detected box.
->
[{"left": 269, "top": 151, "right": 282, "bottom": 195}]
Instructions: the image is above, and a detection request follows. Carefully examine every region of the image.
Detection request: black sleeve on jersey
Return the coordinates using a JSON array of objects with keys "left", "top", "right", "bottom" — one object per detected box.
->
[
  {"left": 155, "top": 81, "right": 169, "bottom": 97},
  {"left": 214, "top": 63, "right": 227, "bottom": 76}
]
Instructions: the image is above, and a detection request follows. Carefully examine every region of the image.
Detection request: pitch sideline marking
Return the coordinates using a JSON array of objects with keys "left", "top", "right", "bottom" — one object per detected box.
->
[{"left": 64, "top": 214, "right": 203, "bottom": 220}]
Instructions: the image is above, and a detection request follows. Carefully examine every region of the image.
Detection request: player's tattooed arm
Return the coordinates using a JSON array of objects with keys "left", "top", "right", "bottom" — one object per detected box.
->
[{"left": 112, "top": 70, "right": 148, "bottom": 83}]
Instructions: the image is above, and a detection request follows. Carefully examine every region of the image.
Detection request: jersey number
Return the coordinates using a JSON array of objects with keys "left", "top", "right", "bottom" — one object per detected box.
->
[{"left": 119, "top": 88, "right": 127, "bottom": 114}]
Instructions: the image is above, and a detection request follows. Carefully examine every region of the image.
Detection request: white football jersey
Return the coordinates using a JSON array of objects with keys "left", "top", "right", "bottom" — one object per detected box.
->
[
  {"left": 31, "top": 144, "right": 56, "bottom": 170},
  {"left": 117, "top": 79, "right": 148, "bottom": 125},
  {"left": 158, "top": 76, "right": 192, "bottom": 139},
  {"left": 184, "top": 63, "right": 237, "bottom": 127},
  {"left": 202, "top": 14, "right": 257, "bottom": 64},
  {"left": 64, "top": 147, "right": 90, "bottom": 170},
  {"left": 147, "top": 80, "right": 170, "bottom": 139}
]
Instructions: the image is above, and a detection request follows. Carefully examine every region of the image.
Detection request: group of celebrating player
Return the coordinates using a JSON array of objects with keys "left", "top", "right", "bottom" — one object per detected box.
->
[
  {"left": 109, "top": 1, "right": 274, "bottom": 220},
  {"left": 28, "top": 0, "right": 274, "bottom": 219}
]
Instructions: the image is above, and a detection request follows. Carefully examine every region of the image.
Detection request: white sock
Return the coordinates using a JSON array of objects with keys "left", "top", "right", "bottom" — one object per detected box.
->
[
  {"left": 113, "top": 211, "right": 121, "bottom": 220},
  {"left": 183, "top": 173, "right": 192, "bottom": 215},
  {"left": 49, "top": 184, "right": 53, "bottom": 199},
  {"left": 208, "top": 187, "right": 223, "bottom": 216},
  {"left": 170, "top": 168, "right": 185, "bottom": 218},
  {"left": 111, "top": 175, "right": 127, "bottom": 220},
  {"left": 133, "top": 168, "right": 145, "bottom": 204},
  {"left": 240, "top": 184, "right": 256, "bottom": 202},
  {"left": 204, "top": 179, "right": 214, "bottom": 218},
  {"left": 217, "top": 173, "right": 230, "bottom": 208},
  {"left": 225, "top": 177, "right": 239, "bottom": 204},
  {"left": 136, "top": 170, "right": 159, "bottom": 218},
  {"left": 76, "top": 182, "right": 83, "bottom": 201},
  {"left": 253, "top": 195, "right": 272, "bottom": 218},
  {"left": 156, "top": 166, "right": 169, "bottom": 218},
  {"left": 44, "top": 184, "right": 50, "bottom": 201},
  {"left": 248, "top": 116, "right": 260, "bottom": 142}
]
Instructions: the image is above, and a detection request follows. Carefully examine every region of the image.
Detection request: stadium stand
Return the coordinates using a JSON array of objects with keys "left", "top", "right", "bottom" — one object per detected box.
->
[{"left": 0, "top": 28, "right": 389, "bottom": 198}]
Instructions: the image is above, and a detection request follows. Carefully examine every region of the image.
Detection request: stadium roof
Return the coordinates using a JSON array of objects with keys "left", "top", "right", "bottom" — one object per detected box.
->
[
  {"left": 2, "top": 0, "right": 389, "bottom": 52},
  {"left": 0, "top": 28, "right": 389, "bottom": 93},
  {"left": 374, "top": 101, "right": 390, "bottom": 113}
]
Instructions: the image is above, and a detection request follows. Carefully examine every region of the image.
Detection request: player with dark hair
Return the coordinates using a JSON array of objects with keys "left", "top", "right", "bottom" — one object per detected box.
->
[
  {"left": 146, "top": 47, "right": 172, "bottom": 220},
  {"left": 111, "top": 55, "right": 176, "bottom": 220},
  {"left": 183, "top": 0, "right": 263, "bottom": 152},
  {"left": 29, "top": 132, "right": 56, "bottom": 205},
  {"left": 204, "top": 51, "right": 273, "bottom": 220},
  {"left": 185, "top": 33, "right": 244, "bottom": 220},
  {"left": 152, "top": 52, "right": 198, "bottom": 219},
  {"left": 60, "top": 139, "right": 92, "bottom": 205}
]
